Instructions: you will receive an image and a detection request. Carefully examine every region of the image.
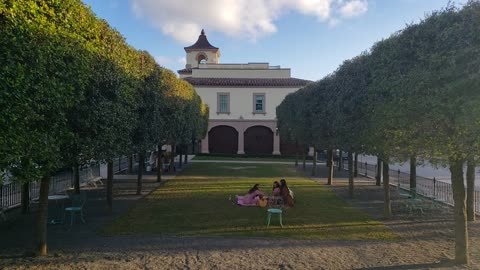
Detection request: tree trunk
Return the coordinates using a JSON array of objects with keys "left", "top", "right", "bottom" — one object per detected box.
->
[
  {"left": 410, "top": 156, "right": 417, "bottom": 197},
  {"left": 179, "top": 145, "right": 183, "bottom": 168},
  {"left": 107, "top": 160, "right": 113, "bottom": 213},
  {"left": 467, "top": 158, "right": 475, "bottom": 222},
  {"left": 338, "top": 149, "right": 342, "bottom": 171},
  {"left": 311, "top": 147, "right": 317, "bottom": 176},
  {"left": 128, "top": 155, "right": 133, "bottom": 174},
  {"left": 184, "top": 145, "right": 188, "bottom": 164},
  {"left": 170, "top": 144, "right": 176, "bottom": 172},
  {"left": 326, "top": 149, "right": 331, "bottom": 167},
  {"left": 302, "top": 149, "right": 306, "bottom": 171},
  {"left": 348, "top": 151, "right": 354, "bottom": 198},
  {"left": 157, "top": 145, "right": 162, "bottom": 182},
  {"left": 327, "top": 149, "right": 334, "bottom": 185},
  {"left": 74, "top": 163, "right": 80, "bottom": 194},
  {"left": 35, "top": 174, "right": 50, "bottom": 256},
  {"left": 21, "top": 182, "right": 29, "bottom": 214},
  {"left": 354, "top": 153, "right": 358, "bottom": 177},
  {"left": 383, "top": 159, "right": 391, "bottom": 218},
  {"left": 450, "top": 158, "right": 469, "bottom": 264},
  {"left": 376, "top": 157, "right": 382, "bottom": 186},
  {"left": 294, "top": 141, "right": 299, "bottom": 167},
  {"left": 136, "top": 152, "right": 144, "bottom": 195}
]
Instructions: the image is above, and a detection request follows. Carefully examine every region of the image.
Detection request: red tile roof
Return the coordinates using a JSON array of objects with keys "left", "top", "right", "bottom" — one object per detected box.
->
[
  {"left": 183, "top": 77, "right": 311, "bottom": 87},
  {"left": 184, "top": 29, "right": 219, "bottom": 51},
  {"left": 178, "top": 68, "right": 192, "bottom": 74}
]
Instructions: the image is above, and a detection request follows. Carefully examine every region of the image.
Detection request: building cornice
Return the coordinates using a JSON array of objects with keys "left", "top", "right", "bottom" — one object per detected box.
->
[{"left": 183, "top": 77, "right": 311, "bottom": 87}]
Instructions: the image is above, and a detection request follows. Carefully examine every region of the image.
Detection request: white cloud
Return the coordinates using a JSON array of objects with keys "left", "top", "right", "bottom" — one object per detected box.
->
[
  {"left": 130, "top": 0, "right": 369, "bottom": 43},
  {"left": 339, "top": 0, "right": 368, "bottom": 18},
  {"left": 328, "top": 17, "right": 341, "bottom": 27}
]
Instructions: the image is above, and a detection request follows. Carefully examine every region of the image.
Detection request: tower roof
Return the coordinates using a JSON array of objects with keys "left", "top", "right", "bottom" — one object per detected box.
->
[{"left": 184, "top": 29, "right": 219, "bottom": 51}]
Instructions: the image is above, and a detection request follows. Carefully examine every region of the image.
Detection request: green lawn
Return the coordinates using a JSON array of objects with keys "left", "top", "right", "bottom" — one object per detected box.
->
[
  {"left": 181, "top": 162, "right": 301, "bottom": 177},
  {"left": 192, "top": 155, "right": 298, "bottom": 162},
  {"left": 102, "top": 163, "right": 398, "bottom": 240}
]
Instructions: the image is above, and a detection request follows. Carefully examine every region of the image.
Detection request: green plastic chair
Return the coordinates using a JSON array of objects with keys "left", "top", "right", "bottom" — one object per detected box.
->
[
  {"left": 64, "top": 193, "right": 86, "bottom": 226},
  {"left": 267, "top": 208, "right": 283, "bottom": 228}
]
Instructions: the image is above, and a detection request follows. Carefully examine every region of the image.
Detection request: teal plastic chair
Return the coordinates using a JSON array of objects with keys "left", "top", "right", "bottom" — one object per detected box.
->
[
  {"left": 267, "top": 208, "right": 283, "bottom": 228},
  {"left": 64, "top": 193, "right": 86, "bottom": 226}
]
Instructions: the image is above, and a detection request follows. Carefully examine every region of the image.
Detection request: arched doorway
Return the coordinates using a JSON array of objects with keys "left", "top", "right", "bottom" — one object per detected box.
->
[
  {"left": 244, "top": 126, "right": 273, "bottom": 154},
  {"left": 208, "top": 125, "right": 238, "bottom": 154}
]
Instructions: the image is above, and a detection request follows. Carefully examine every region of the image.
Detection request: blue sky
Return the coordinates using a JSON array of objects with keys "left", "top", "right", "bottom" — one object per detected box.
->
[{"left": 82, "top": 0, "right": 467, "bottom": 81}]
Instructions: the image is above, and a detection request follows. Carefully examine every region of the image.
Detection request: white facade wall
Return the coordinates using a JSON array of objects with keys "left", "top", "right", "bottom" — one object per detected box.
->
[
  {"left": 195, "top": 87, "right": 299, "bottom": 120},
  {"left": 199, "top": 63, "right": 269, "bottom": 69},
  {"left": 180, "top": 31, "right": 310, "bottom": 155},
  {"left": 191, "top": 68, "right": 291, "bottom": 78}
]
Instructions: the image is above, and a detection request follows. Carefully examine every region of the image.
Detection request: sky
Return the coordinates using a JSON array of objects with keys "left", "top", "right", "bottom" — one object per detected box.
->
[{"left": 82, "top": 0, "right": 468, "bottom": 81}]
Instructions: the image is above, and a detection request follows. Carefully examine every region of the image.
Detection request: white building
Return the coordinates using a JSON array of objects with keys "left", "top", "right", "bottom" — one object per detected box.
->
[{"left": 179, "top": 30, "right": 310, "bottom": 155}]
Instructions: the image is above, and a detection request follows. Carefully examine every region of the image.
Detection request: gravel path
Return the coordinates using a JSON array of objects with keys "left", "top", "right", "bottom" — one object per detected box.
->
[{"left": 1, "top": 173, "right": 479, "bottom": 269}]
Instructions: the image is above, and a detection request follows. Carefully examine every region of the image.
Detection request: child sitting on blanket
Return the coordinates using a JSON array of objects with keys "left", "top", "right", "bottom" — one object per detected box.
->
[{"left": 236, "top": 184, "right": 265, "bottom": 206}]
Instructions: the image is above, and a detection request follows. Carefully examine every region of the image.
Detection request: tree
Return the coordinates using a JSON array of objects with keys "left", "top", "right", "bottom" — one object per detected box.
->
[
  {"left": 329, "top": 54, "right": 372, "bottom": 197},
  {"left": 368, "top": 2, "right": 480, "bottom": 263},
  {"left": 153, "top": 68, "right": 207, "bottom": 178},
  {"left": 397, "top": 4, "right": 480, "bottom": 262},
  {"left": 466, "top": 158, "right": 476, "bottom": 221},
  {"left": 307, "top": 77, "right": 339, "bottom": 183},
  {"left": 366, "top": 33, "right": 415, "bottom": 218},
  {"left": 277, "top": 93, "right": 302, "bottom": 166},
  {"left": 130, "top": 51, "right": 161, "bottom": 195},
  {"left": 0, "top": 0, "right": 95, "bottom": 255}
]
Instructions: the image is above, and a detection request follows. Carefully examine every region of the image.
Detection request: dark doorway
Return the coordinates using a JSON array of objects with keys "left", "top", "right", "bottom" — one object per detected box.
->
[
  {"left": 244, "top": 126, "right": 273, "bottom": 154},
  {"left": 208, "top": 125, "right": 238, "bottom": 154}
]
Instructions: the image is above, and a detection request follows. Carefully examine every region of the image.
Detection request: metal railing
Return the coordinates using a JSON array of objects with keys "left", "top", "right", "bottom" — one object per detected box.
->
[
  {"left": 113, "top": 156, "right": 129, "bottom": 174},
  {"left": 0, "top": 164, "right": 100, "bottom": 210},
  {"left": 341, "top": 160, "right": 480, "bottom": 214},
  {"left": 1, "top": 156, "right": 130, "bottom": 211}
]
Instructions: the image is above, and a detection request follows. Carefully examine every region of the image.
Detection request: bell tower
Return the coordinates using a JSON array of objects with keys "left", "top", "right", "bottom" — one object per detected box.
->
[{"left": 184, "top": 29, "right": 220, "bottom": 69}]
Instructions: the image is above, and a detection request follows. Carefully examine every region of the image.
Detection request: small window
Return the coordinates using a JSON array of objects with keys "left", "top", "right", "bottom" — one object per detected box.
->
[
  {"left": 217, "top": 93, "right": 230, "bottom": 113},
  {"left": 253, "top": 93, "right": 265, "bottom": 113}
]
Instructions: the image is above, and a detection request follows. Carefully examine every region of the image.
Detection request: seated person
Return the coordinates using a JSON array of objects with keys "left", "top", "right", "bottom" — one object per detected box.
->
[
  {"left": 280, "top": 179, "right": 294, "bottom": 208},
  {"left": 236, "top": 184, "right": 265, "bottom": 206},
  {"left": 268, "top": 181, "right": 283, "bottom": 207},
  {"left": 272, "top": 181, "right": 281, "bottom": 196}
]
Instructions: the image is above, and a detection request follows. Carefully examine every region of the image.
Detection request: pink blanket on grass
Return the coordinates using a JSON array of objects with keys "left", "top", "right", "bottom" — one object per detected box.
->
[{"left": 236, "top": 190, "right": 265, "bottom": 206}]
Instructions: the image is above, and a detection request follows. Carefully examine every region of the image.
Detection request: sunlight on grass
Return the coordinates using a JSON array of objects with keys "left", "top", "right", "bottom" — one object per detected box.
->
[
  {"left": 192, "top": 155, "right": 297, "bottom": 162},
  {"left": 181, "top": 162, "right": 301, "bottom": 177},
  {"left": 102, "top": 163, "right": 398, "bottom": 240}
]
